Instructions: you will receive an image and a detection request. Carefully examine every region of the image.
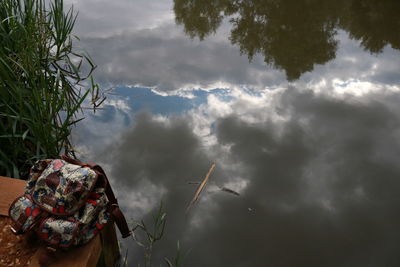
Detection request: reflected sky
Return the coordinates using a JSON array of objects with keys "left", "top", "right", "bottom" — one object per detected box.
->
[{"left": 65, "top": 0, "right": 400, "bottom": 266}]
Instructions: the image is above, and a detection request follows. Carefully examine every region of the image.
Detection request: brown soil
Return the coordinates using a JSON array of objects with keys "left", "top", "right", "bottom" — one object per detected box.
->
[{"left": 0, "top": 217, "right": 39, "bottom": 267}]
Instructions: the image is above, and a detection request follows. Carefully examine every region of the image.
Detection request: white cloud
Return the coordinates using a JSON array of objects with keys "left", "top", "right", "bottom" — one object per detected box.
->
[
  {"left": 117, "top": 180, "right": 167, "bottom": 219},
  {"left": 105, "top": 98, "right": 131, "bottom": 112},
  {"left": 332, "top": 79, "right": 400, "bottom": 97}
]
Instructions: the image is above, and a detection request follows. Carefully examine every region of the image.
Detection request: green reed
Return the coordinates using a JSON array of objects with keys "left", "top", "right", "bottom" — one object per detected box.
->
[
  {"left": 0, "top": 0, "right": 103, "bottom": 178},
  {"left": 124, "top": 202, "right": 189, "bottom": 267}
]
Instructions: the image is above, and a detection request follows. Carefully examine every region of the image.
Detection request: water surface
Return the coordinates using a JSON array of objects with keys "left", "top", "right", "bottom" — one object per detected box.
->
[{"left": 67, "top": 0, "right": 400, "bottom": 266}]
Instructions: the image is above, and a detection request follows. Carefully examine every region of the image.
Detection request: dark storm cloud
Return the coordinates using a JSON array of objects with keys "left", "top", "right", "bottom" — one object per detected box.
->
[
  {"left": 96, "top": 88, "right": 400, "bottom": 266},
  {"left": 79, "top": 25, "right": 285, "bottom": 91}
]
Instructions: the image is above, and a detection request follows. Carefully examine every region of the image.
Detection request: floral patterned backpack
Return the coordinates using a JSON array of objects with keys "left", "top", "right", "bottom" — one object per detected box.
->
[{"left": 8, "top": 155, "right": 131, "bottom": 264}]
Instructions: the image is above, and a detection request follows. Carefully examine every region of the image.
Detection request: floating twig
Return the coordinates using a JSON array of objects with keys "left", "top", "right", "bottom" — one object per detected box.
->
[
  {"left": 220, "top": 187, "right": 240, "bottom": 196},
  {"left": 186, "top": 163, "right": 216, "bottom": 213}
]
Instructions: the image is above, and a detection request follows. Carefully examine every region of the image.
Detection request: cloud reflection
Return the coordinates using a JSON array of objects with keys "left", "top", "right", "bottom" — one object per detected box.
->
[
  {"left": 79, "top": 85, "right": 400, "bottom": 266},
  {"left": 79, "top": 24, "right": 285, "bottom": 91}
]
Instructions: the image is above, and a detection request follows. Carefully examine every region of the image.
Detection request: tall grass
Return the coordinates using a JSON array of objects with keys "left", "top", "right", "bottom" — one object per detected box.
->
[{"left": 0, "top": 0, "right": 102, "bottom": 178}]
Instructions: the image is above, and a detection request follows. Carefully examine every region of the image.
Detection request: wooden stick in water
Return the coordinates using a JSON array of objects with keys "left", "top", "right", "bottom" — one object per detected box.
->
[{"left": 186, "top": 163, "right": 216, "bottom": 213}]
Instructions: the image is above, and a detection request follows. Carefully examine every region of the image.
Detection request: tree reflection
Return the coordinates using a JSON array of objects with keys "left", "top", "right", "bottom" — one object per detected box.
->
[
  {"left": 340, "top": 0, "right": 400, "bottom": 53},
  {"left": 174, "top": 0, "right": 229, "bottom": 40},
  {"left": 227, "top": 0, "right": 339, "bottom": 80},
  {"left": 174, "top": 0, "right": 400, "bottom": 80}
]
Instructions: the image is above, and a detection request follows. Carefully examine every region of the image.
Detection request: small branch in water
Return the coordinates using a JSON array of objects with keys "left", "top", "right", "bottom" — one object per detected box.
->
[
  {"left": 186, "top": 163, "right": 216, "bottom": 213},
  {"left": 220, "top": 187, "right": 240, "bottom": 196}
]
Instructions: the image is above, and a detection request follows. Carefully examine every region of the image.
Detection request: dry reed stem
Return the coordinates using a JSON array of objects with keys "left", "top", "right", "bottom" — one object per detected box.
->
[{"left": 186, "top": 163, "right": 216, "bottom": 213}]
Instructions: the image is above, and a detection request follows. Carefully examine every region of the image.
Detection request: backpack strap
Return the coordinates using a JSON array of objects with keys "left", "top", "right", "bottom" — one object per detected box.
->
[
  {"left": 91, "top": 165, "right": 132, "bottom": 238},
  {"left": 61, "top": 154, "right": 132, "bottom": 238}
]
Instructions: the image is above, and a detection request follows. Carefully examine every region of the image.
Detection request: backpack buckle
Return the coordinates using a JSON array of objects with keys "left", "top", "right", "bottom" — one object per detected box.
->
[{"left": 10, "top": 226, "right": 22, "bottom": 235}]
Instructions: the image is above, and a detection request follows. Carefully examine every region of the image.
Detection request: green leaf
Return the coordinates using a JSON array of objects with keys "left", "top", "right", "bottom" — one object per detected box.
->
[{"left": 22, "top": 129, "right": 29, "bottom": 140}]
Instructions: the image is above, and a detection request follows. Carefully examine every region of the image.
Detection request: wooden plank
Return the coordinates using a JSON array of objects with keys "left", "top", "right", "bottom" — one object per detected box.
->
[
  {"left": 100, "top": 223, "right": 120, "bottom": 267},
  {"left": 28, "top": 235, "right": 102, "bottom": 267},
  {"left": 0, "top": 176, "right": 26, "bottom": 216}
]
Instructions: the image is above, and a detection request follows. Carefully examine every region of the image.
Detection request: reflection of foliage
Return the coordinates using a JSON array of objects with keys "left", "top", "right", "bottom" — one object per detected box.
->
[
  {"left": 174, "top": 0, "right": 225, "bottom": 40},
  {"left": 174, "top": 0, "right": 400, "bottom": 80},
  {"left": 340, "top": 0, "right": 400, "bottom": 53},
  {"left": 228, "top": 0, "right": 339, "bottom": 80}
]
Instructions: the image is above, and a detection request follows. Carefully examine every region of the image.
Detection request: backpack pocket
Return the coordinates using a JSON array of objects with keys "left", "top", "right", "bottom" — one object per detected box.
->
[
  {"left": 31, "top": 159, "right": 99, "bottom": 216},
  {"left": 74, "top": 189, "right": 111, "bottom": 245},
  {"left": 38, "top": 217, "right": 79, "bottom": 248},
  {"left": 8, "top": 194, "right": 42, "bottom": 234}
]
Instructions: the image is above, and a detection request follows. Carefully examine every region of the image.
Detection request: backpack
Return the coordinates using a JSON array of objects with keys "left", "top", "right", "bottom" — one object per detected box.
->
[{"left": 8, "top": 155, "right": 131, "bottom": 263}]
